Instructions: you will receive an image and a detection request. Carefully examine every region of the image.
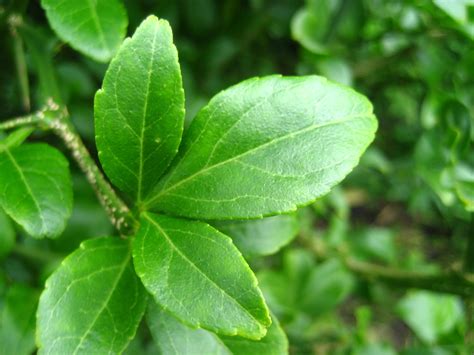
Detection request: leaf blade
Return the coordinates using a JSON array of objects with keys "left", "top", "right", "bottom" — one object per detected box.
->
[
  {"left": 147, "top": 303, "right": 230, "bottom": 355},
  {"left": 37, "top": 237, "right": 147, "bottom": 354},
  {"left": 213, "top": 214, "right": 299, "bottom": 258},
  {"left": 145, "top": 75, "right": 376, "bottom": 219},
  {"left": 40, "top": 0, "right": 128, "bottom": 62},
  {"left": 147, "top": 302, "right": 288, "bottom": 355},
  {"left": 132, "top": 212, "right": 270, "bottom": 339},
  {"left": 0, "top": 285, "right": 38, "bottom": 355},
  {"left": 0, "top": 209, "right": 15, "bottom": 260},
  {"left": 95, "top": 15, "right": 185, "bottom": 202},
  {"left": 0, "top": 144, "right": 73, "bottom": 238}
]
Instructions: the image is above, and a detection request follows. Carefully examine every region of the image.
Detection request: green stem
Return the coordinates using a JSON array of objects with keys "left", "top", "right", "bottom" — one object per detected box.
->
[
  {"left": 0, "top": 103, "right": 137, "bottom": 236},
  {"left": 464, "top": 217, "right": 474, "bottom": 273},
  {"left": 0, "top": 113, "right": 41, "bottom": 130},
  {"left": 464, "top": 217, "right": 474, "bottom": 344},
  {"left": 9, "top": 14, "right": 30, "bottom": 112},
  {"left": 300, "top": 234, "right": 474, "bottom": 297},
  {"left": 345, "top": 258, "right": 474, "bottom": 298},
  {"left": 50, "top": 109, "right": 137, "bottom": 235},
  {"left": 15, "top": 18, "right": 63, "bottom": 105}
]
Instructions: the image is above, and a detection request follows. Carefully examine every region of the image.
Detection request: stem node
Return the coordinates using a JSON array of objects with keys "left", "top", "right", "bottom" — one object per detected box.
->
[{"left": 0, "top": 103, "right": 137, "bottom": 236}]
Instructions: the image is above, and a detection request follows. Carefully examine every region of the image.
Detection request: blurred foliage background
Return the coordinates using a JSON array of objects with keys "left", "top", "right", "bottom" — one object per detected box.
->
[{"left": 0, "top": 0, "right": 473, "bottom": 354}]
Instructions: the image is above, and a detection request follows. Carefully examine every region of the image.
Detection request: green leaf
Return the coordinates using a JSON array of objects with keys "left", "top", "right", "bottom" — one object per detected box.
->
[
  {"left": 454, "top": 163, "right": 474, "bottom": 212},
  {"left": 40, "top": 0, "right": 128, "bottom": 62},
  {"left": 147, "top": 303, "right": 230, "bottom": 355},
  {"left": 433, "top": 0, "right": 474, "bottom": 38},
  {"left": 434, "top": 0, "right": 473, "bottom": 24},
  {"left": 397, "top": 290, "right": 464, "bottom": 344},
  {"left": 37, "top": 237, "right": 147, "bottom": 354},
  {"left": 0, "top": 144, "right": 73, "bottom": 239},
  {"left": 0, "top": 284, "right": 39, "bottom": 355},
  {"left": 350, "top": 228, "right": 397, "bottom": 264},
  {"left": 258, "top": 249, "right": 332, "bottom": 318},
  {"left": 218, "top": 315, "right": 288, "bottom": 355},
  {"left": 352, "top": 343, "right": 397, "bottom": 355},
  {"left": 291, "top": 1, "right": 331, "bottom": 54},
  {"left": 0, "top": 209, "right": 15, "bottom": 260},
  {"left": 132, "top": 213, "right": 271, "bottom": 339},
  {"left": 54, "top": 176, "right": 113, "bottom": 254},
  {"left": 95, "top": 15, "right": 185, "bottom": 203},
  {"left": 213, "top": 214, "right": 299, "bottom": 258},
  {"left": 300, "top": 259, "right": 355, "bottom": 316},
  {"left": 316, "top": 57, "right": 353, "bottom": 86},
  {"left": 145, "top": 75, "right": 376, "bottom": 219},
  {"left": 147, "top": 303, "right": 288, "bottom": 355}
]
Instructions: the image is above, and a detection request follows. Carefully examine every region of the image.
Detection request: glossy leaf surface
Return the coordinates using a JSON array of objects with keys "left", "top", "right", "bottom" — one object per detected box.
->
[
  {"left": 133, "top": 213, "right": 270, "bottom": 339},
  {"left": 95, "top": 15, "right": 185, "bottom": 202},
  {"left": 147, "top": 303, "right": 288, "bottom": 355},
  {"left": 41, "top": 0, "right": 127, "bottom": 62},
  {"left": 0, "top": 144, "right": 72, "bottom": 239},
  {"left": 146, "top": 75, "right": 376, "bottom": 219},
  {"left": 37, "top": 237, "right": 147, "bottom": 354}
]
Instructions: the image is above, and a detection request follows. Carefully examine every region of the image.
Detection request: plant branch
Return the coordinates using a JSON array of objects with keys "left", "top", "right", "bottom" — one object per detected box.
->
[
  {"left": 0, "top": 113, "right": 42, "bottom": 130},
  {"left": 300, "top": 234, "right": 474, "bottom": 298},
  {"left": 464, "top": 217, "right": 474, "bottom": 343},
  {"left": 0, "top": 102, "right": 137, "bottom": 236},
  {"left": 345, "top": 257, "right": 474, "bottom": 298},
  {"left": 464, "top": 217, "right": 474, "bottom": 273}
]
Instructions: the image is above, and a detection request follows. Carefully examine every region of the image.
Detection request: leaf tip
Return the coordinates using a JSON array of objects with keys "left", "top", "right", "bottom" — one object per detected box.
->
[
  {"left": 143, "top": 15, "right": 172, "bottom": 31},
  {"left": 144, "top": 14, "right": 160, "bottom": 23}
]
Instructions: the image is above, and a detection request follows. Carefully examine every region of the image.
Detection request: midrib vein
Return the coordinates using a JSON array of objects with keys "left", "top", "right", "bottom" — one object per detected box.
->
[
  {"left": 4, "top": 149, "right": 45, "bottom": 233},
  {"left": 72, "top": 250, "right": 131, "bottom": 354},
  {"left": 136, "top": 26, "right": 159, "bottom": 203},
  {"left": 86, "top": 0, "right": 110, "bottom": 55},
  {"left": 146, "top": 113, "right": 373, "bottom": 206},
  {"left": 145, "top": 215, "right": 262, "bottom": 326}
]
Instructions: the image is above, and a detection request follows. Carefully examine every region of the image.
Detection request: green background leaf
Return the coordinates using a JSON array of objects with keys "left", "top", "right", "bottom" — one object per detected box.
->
[
  {"left": 146, "top": 75, "right": 377, "bottom": 219},
  {"left": 147, "top": 302, "right": 288, "bottom": 355},
  {"left": 258, "top": 250, "right": 354, "bottom": 319},
  {"left": 291, "top": 0, "right": 332, "bottom": 54},
  {"left": 213, "top": 214, "right": 299, "bottom": 258},
  {"left": 299, "top": 259, "right": 355, "bottom": 317},
  {"left": 0, "top": 284, "right": 38, "bottom": 355},
  {"left": 95, "top": 15, "right": 185, "bottom": 203},
  {"left": 397, "top": 291, "right": 465, "bottom": 344},
  {"left": 40, "top": 0, "right": 128, "bottom": 62},
  {"left": 37, "top": 237, "right": 147, "bottom": 354},
  {"left": 133, "top": 213, "right": 271, "bottom": 339},
  {"left": 147, "top": 303, "right": 231, "bottom": 355},
  {"left": 0, "top": 144, "right": 72, "bottom": 239},
  {"left": 0, "top": 209, "right": 14, "bottom": 260}
]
